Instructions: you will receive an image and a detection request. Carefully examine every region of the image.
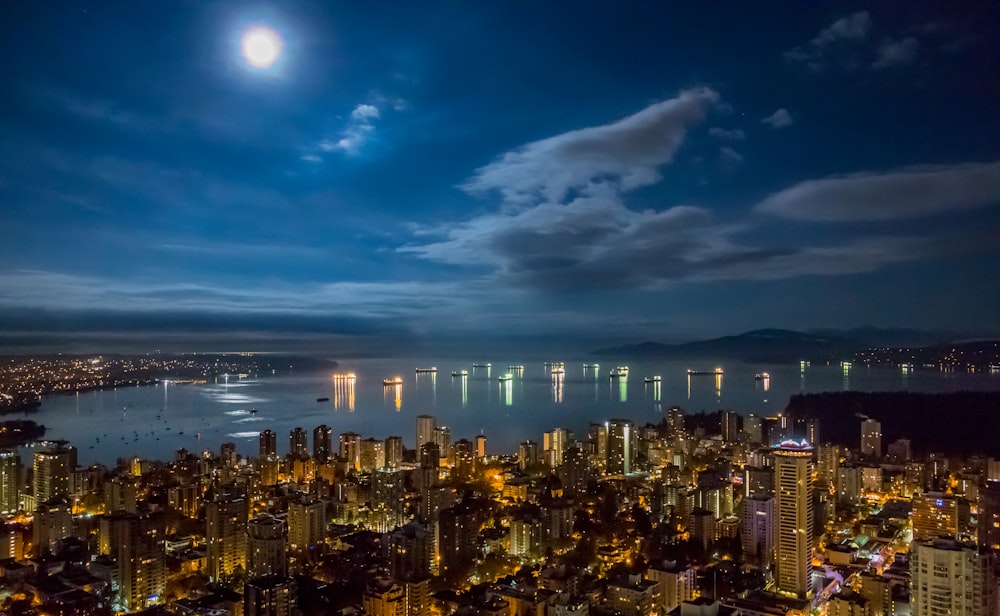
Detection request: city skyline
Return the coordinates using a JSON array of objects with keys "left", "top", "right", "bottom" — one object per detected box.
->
[{"left": 0, "top": 2, "right": 998, "bottom": 353}]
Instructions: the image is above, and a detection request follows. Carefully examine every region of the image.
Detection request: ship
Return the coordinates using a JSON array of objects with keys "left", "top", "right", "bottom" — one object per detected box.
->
[
  {"left": 754, "top": 372, "right": 770, "bottom": 381},
  {"left": 316, "top": 397, "right": 330, "bottom": 402},
  {"left": 332, "top": 373, "right": 357, "bottom": 380},
  {"left": 507, "top": 365, "right": 525, "bottom": 371},
  {"left": 687, "top": 368, "right": 724, "bottom": 376},
  {"left": 643, "top": 376, "right": 661, "bottom": 383},
  {"left": 498, "top": 373, "right": 514, "bottom": 382},
  {"left": 383, "top": 377, "right": 403, "bottom": 386},
  {"left": 551, "top": 366, "right": 566, "bottom": 375},
  {"left": 609, "top": 366, "right": 629, "bottom": 378},
  {"left": 451, "top": 370, "right": 469, "bottom": 377},
  {"left": 583, "top": 363, "right": 599, "bottom": 368},
  {"left": 471, "top": 363, "right": 492, "bottom": 368},
  {"left": 415, "top": 367, "right": 438, "bottom": 373}
]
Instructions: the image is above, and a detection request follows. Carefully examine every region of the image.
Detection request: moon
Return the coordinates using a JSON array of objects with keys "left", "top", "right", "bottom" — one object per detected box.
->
[{"left": 241, "top": 27, "right": 282, "bottom": 69}]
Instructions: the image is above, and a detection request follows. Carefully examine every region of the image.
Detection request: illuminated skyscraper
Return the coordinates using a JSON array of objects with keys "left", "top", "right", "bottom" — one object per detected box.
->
[
  {"left": 340, "top": 432, "right": 361, "bottom": 471},
  {"left": 475, "top": 434, "right": 486, "bottom": 459},
  {"left": 416, "top": 415, "right": 435, "bottom": 451},
  {"left": 911, "top": 537, "right": 996, "bottom": 616},
  {"left": 105, "top": 512, "right": 166, "bottom": 612},
  {"left": 861, "top": 419, "right": 882, "bottom": 459},
  {"left": 288, "top": 494, "right": 326, "bottom": 553},
  {"left": 544, "top": 427, "right": 571, "bottom": 467},
  {"left": 453, "top": 440, "right": 475, "bottom": 481},
  {"left": 206, "top": 491, "right": 248, "bottom": 582},
  {"left": 607, "top": 419, "right": 635, "bottom": 475},
  {"left": 432, "top": 426, "right": 452, "bottom": 465},
  {"left": 247, "top": 514, "right": 287, "bottom": 578},
  {"left": 518, "top": 441, "right": 539, "bottom": 471},
  {"left": 259, "top": 430, "right": 277, "bottom": 459},
  {"left": 33, "top": 443, "right": 74, "bottom": 502},
  {"left": 741, "top": 495, "right": 775, "bottom": 568},
  {"left": 0, "top": 450, "right": 19, "bottom": 514},
  {"left": 289, "top": 427, "right": 308, "bottom": 457},
  {"left": 385, "top": 436, "right": 404, "bottom": 469},
  {"left": 774, "top": 440, "right": 814, "bottom": 599},
  {"left": 313, "top": 425, "right": 333, "bottom": 463}
]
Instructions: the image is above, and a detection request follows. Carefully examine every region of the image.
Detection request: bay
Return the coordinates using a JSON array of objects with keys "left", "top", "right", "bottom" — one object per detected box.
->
[{"left": 27, "top": 357, "right": 1000, "bottom": 466}]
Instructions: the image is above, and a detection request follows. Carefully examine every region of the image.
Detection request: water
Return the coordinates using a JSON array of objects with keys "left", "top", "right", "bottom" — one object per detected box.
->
[{"left": 26, "top": 358, "right": 1000, "bottom": 466}]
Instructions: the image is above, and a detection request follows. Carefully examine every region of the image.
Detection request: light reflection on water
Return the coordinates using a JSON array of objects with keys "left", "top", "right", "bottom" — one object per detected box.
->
[{"left": 26, "top": 357, "right": 1000, "bottom": 466}]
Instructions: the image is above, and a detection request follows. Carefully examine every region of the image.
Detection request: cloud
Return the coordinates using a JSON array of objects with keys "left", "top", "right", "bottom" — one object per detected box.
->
[
  {"left": 351, "top": 104, "right": 380, "bottom": 122},
  {"left": 460, "top": 87, "right": 719, "bottom": 205},
  {"left": 762, "top": 108, "right": 794, "bottom": 129},
  {"left": 784, "top": 11, "right": 873, "bottom": 69},
  {"left": 720, "top": 147, "right": 743, "bottom": 164},
  {"left": 310, "top": 103, "right": 382, "bottom": 157},
  {"left": 755, "top": 161, "right": 1000, "bottom": 221},
  {"left": 708, "top": 127, "right": 746, "bottom": 141},
  {"left": 872, "top": 37, "right": 919, "bottom": 69}
]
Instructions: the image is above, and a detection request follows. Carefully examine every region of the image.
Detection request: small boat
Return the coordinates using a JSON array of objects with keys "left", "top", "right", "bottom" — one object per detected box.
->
[
  {"left": 383, "top": 377, "right": 403, "bottom": 386},
  {"left": 316, "top": 397, "right": 330, "bottom": 402},
  {"left": 451, "top": 370, "right": 469, "bottom": 377},
  {"left": 249, "top": 408, "right": 258, "bottom": 415},
  {"left": 644, "top": 376, "right": 661, "bottom": 383},
  {"left": 688, "top": 368, "right": 724, "bottom": 376},
  {"left": 415, "top": 367, "right": 437, "bottom": 373},
  {"left": 498, "top": 373, "right": 514, "bottom": 382},
  {"left": 609, "top": 366, "right": 629, "bottom": 378},
  {"left": 754, "top": 373, "right": 770, "bottom": 380}
]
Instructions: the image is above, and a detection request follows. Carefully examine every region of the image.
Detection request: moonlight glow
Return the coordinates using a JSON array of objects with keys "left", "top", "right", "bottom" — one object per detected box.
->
[{"left": 241, "top": 27, "right": 282, "bottom": 68}]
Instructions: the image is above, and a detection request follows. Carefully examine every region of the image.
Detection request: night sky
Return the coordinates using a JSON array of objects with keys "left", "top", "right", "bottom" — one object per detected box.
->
[{"left": 1, "top": 2, "right": 998, "bottom": 353}]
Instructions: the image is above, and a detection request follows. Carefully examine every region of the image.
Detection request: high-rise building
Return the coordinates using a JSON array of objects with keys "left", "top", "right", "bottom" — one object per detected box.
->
[
  {"left": 607, "top": 419, "right": 635, "bottom": 475},
  {"left": 247, "top": 514, "right": 287, "bottom": 578},
  {"left": 544, "top": 428, "right": 571, "bottom": 467},
  {"left": 860, "top": 419, "right": 882, "bottom": 459},
  {"left": 360, "top": 438, "right": 386, "bottom": 472},
  {"left": 290, "top": 427, "right": 308, "bottom": 457},
  {"left": 340, "top": 432, "right": 361, "bottom": 471},
  {"left": 587, "top": 423, "right": 608, "bottom": 473},
  {"left": 388, "top": 521, "right": 433, "bottom": 580},
  {"left": 313, "top": 425, "right": 333, "bottom": 463},
  {"left": 104, "top": 512, "right": 166, "bottom": 613},
  {"left": 774, "top": 440, "right": 814, "bottom": 599},
  {"left": 912, "top": 492, "right": 965, "bottom": 541},
  {"left": 416, "top": 415, "right": 435, "bottom": 452},
  {"left": 817, "top": 444, "right": 840, "bottom": 490},
  {"left": 518, "top": 441, "right": 539, "bottom": 471},
  {"left": 721, "top": 410, "right": 741, "bottom": 443},
  {"left": 245, "top": 575, "right": 297, "bottom": 616},
  {"left": 259, "top": 430, "right": 277, "bottom": 459},
  {"left": 452, "top": 440, "right": 475, "bottom": 482},
  {"left": 33, "top": 443, "right": 74, "bottom": 503},
  {"left": 665, "top": 407, "right": 685, "bottom": 437},
  {"left": 558, "top": 447, "right": 590, "bottom": 495},
  {"left": 979, "top": 481, "right": 1000, "bottom": 551},
  {"left": 288, "top": 495, "right": 326, "bottom": 553},
  {"left": 432, "top": 426, "right": 452, "bottom": 465},
  {"left": 911, "top": 537, "right": 996, "bottom": 616},
  {"left": 385, "top": 436, "right": 404, "bottom": 469},
  {"left": 438, "top": 502, "right": 479, "bottom": 583},
  {"left": 741, "top": 495, "right": 775, "bottom": 568},
  {"left": 475, "top": 434, "right": 487, "bottom": 459},
  {"left": 33, "top": 497, "right": 72, "bottom": 555},
  {"left": 206, "top": 491, "right": 248, "bottom": 582},
  {"left": 365, "top": 578, "right": 406, "bottom": 616},
  {"left": 0, "top": 450, "right": 19, "bottom": 514}
]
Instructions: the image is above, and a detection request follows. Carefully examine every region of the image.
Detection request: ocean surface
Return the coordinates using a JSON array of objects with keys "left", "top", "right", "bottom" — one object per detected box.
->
[{"left": 26, "top": 358, "right": 1000, "bottom": 466}]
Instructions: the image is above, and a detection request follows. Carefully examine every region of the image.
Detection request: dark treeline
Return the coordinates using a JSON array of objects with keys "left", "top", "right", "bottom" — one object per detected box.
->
[{"left": 785, "top": 391, "right": 1000, "bottom": 457}]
